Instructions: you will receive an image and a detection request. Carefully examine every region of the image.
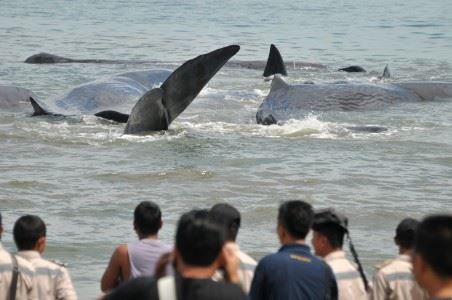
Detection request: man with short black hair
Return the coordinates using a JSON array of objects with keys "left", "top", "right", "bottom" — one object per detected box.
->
[
  {"left": 413, "top": 215, "right": 452, "bottom": 300},
  {"left": 101, "top": 201, "right": 172, "bottom": 292},
  {"left": 0, "top": 212, "right": 37, "bottom": 300},
  {"left": 13, "top": 214, "right": 77, "bottom": 300},
  {"left": 372, "top": 218, "right": 427, "bottom": 300},
  {"left": 312, "top": 208, "right": 368, "bottom": 300},
  {"left": 250, "top": 200, "right": 338, "bottom": 300},
  {"left": 103, "top": 209, "right": 247, "bottom": 300},
  {"left": 209, "top": 203, "right": 257, "bottom": 292}
]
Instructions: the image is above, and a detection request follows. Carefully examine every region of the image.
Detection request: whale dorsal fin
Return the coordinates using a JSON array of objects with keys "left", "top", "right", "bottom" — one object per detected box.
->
[
  {"left": 29, "top": 97, "right": 51, "bottom": 116},
  {"left": 263, "top": 44, "right": 287, "bottom": 77},
  {"left": 95, "top": 110, "right": 129, "bottom": 123},
  {"left": 381, "top": 64, "right": 391, "bottom": 79}
]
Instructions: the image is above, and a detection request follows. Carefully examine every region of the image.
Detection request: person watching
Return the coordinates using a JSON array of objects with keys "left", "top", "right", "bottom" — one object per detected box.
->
[
  {"left": 372, "top": 218, "right": 427, "bottom": 300},
  {"left": 101, "top": 201, "right": 172, "bottom": 292},
  {"left": 13, "top": 214, "right": 77, "bottom": 300},
  {"left": 102, "top": 209, "right": 246, "bottom": 300},
  {"left": 250, "top": 200, "right": 338, "bottom": 300},
  {"left": 312, "top": 208, "right": 368, "bottom": 300},
  {"left": 413, "top": 215, "right": 452, "bottom": 300},
  {"left": 209, "top": 203, "right": 257, "bottom": 293}
]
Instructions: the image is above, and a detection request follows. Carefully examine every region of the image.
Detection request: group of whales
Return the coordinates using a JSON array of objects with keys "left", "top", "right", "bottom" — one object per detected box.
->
[{"left": 1, "top": 44, "right": 452, "bottom": 135}]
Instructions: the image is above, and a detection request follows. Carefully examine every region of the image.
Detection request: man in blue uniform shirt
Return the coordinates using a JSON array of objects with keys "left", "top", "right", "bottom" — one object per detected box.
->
[{"left": 250, "top": 200, "right": 338, "bottom": 300}]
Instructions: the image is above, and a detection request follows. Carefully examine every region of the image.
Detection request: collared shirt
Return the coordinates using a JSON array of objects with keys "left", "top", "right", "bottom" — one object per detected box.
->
[
  {"left": 324, "top": 250, "right": 368, "bottom": 300},
  {"left": 17, "top": 250, "right": 77, "bottom": 300},
  {"left": 0, "top": 243, "right": 37, "bottom": 300},
  {"left": 250, "top": 243, "right": 338, "bottom": 300},
  {"left": 371, "top": 254, "right": 428, "bottom": 300},
  {"left": 212, "top": 242, "right": 257, "bottom": 293}
]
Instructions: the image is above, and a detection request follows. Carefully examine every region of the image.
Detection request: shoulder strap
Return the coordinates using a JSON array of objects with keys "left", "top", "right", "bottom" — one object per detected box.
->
[
  {"left": 8, "top": 254, "right": 19, "bottom": 300},
  {"left": 157, "top": 275, "right": 177, "bottom": 300}
]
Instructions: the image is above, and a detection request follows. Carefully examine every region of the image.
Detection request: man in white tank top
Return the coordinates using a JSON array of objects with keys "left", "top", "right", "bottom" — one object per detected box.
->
[{"left": 101, "top": 201, "right": 172, "bottom": 292}]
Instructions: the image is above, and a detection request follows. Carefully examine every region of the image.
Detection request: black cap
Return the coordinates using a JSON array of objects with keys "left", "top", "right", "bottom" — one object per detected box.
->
[
  {"left": 313, "top": 208, "right": 348, "bottom": 232},
  {"left": 395, "top": 218, "right": 419, "bottom": 240}
]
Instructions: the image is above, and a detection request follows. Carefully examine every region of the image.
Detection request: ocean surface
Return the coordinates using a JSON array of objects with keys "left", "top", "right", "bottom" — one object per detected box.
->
[{"left": 1, "top": 0, "right": 451, "bottom": 298}]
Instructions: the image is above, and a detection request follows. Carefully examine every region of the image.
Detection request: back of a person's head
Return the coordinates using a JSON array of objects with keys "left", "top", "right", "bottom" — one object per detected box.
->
[
  {"left": 176, "top": 209, "right": 225, "bottom": 267},
  {"left": 13, "top": 215, "right": 46, "bottom": 251},
  {"left": 313, "top": 208, "right": 348, "bottom": 248},
  {"left": 415, "top": 215, "right": 452, "bottom": 278},
  {"left": 134, "top": 201, "right": 162, "bottom": 235},
  {"left": 395, "top": 218, "right": 419, "bottom": 249},
  {"left": 209, "top": 203, "right": 241, "bottom": 241},
  {"left": 278, "top": 200, "right": 313, "bottom": 240}
]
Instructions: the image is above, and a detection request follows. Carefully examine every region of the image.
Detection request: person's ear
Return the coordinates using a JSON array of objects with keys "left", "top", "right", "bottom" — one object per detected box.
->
[{"left": 37, "top": 236, "right": 46, "bottom": 253}]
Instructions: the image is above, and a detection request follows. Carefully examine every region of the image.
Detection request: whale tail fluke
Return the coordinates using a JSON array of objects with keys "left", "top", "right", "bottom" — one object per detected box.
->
[
  {"left": 263, "top": 44, "right": 287, "bottom": 78},
  {"left": 124, "top": 44, "right": 240, "bottom": 134}
]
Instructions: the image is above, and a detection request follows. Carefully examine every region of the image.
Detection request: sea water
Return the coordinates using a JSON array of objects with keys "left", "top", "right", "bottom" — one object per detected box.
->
[{"left": 0, "top": 0, "right": 451, "bottom": 298}]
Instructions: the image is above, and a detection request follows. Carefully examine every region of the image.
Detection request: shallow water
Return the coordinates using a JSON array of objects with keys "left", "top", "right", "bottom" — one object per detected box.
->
[{"left": 1, "top": 0, "right": 452, "bottom": 298}]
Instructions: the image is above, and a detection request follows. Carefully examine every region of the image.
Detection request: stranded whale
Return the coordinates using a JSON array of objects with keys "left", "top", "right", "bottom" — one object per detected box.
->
[
  {"left": 0, "top": 86, "right": 37, "bottom": 109},
  {"left": 30, "top": 45, "right": 240, "bottom": 134},
  {"left": 256, "top": 45, "right": 452, "bottom": 126},
  {"left": 24, "top": 52, "right": 327, "bottom": 70}
]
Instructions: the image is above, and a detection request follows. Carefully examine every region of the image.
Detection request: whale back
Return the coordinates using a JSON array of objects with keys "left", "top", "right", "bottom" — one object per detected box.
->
[
  {"left": 395, "top": 82, "right": 452, "bottom": 101},
  {"left": 257, "top": 81, "right": 422, "bottom": 124}
]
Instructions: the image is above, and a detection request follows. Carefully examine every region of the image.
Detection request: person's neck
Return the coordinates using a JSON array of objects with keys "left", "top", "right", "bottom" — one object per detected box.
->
[
  {"left": 283, "top": 238, "right": 305, "bottom": 246},
  {"left": 398, "top": 247, "right": 412, "bottom": 256},
  {"left": 179, "top": 264, "right": 217, "bottom": 279},
  {"left": 138, "top": 233, "right": 158, "bottom": 240},
  {"left": 430, "top": 279, "right": 452, "bottom": 299}
]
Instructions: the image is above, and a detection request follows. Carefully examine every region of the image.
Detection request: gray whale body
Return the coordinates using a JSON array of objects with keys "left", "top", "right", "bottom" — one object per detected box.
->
[
  {"left": 30, "top": 45, "right": 240, "bottom": 134},
  {"left": 257, "top": 45, "right": 452, "bottom": 125}
]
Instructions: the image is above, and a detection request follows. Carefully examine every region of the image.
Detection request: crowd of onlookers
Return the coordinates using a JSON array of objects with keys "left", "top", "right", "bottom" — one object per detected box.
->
[{"left": 1, "top": 200, "right": 451, "bottom": 300}]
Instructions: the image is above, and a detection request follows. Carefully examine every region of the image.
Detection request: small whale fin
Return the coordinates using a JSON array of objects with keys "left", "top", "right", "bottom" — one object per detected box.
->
[
  {"left": 381, "top": 64, "right": 391, "bottom": 79},
  {"left": 124, "top": 88, "right": 169, "bottom": 134},
  {"left": 338, "top": 66, "right": 366, "bottom": 73},
  {"left": 263, "top": 44, "right": 287, "bottom": 77},
  {"left": 95, "top": 110, "right": 129, "bottom": 123},
  {"left": 29, "top": 97, "right": 51, "bottom": 116}
]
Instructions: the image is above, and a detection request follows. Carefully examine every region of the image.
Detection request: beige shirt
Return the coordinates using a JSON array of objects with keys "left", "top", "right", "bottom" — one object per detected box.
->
[
  {"left": 0, "top": 243, "right": 37, "bottom": 300},
  {"left": 17, "top": 250, "right": 77, "bottom": 300},
  {"left": 325, "top": 250, "right": 368, "bottom": 300},
  {"left": 371, "top": 254, "right": 428, "bottom": 300},
  {"left": 213, "top": 242, "right": 257, "bottom": 293}
]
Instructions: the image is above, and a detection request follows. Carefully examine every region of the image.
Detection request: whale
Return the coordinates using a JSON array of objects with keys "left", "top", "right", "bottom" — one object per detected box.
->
[
  {"left": 24, "top": 52, "right": 327, "bottom": 70},
  {"left": 0, "top": 86, "right": 37, "bottom": 109},
  {"left": 30, "top": 45, "right": 240, "bottom": 134},
  {"left": 256, "top": 44, "right": 452, "bottom": 126}
]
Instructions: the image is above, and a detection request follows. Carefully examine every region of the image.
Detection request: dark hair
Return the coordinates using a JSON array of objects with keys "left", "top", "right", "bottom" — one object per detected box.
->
[
  {"left": 134, "top": 201, "right": 162, "bottom": 235},
  {"left": 313, "top": 223, "right": 345, "bottom": 248},
  {"left": 0, "top": 211, "right": 2, "bottom": 226},
  {"left": 13, "top": 215, "right": 46, "bottom": 250},
  {"left": 415, "top": 215, "right": 452, "bottom": 278},
  {"left": 176, "top": 209, "right": 225, "bottom": 267},
  {"left": 278, "top": 200, "right": 313, "bottom": 239},
  {"left": 209, "top": 203, "right": 241, "bottom": 241},
  {"left": 395, "top": 218, "right": 419, "bottom": 249}
]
